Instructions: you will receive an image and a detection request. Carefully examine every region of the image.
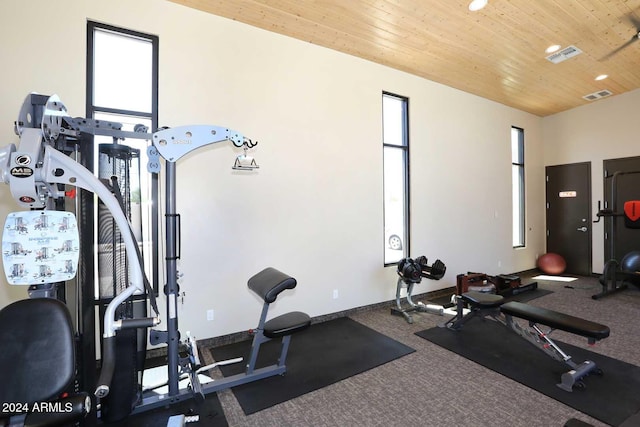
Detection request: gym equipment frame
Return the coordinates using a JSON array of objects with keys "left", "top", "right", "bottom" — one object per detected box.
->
[
  {"left": 442, "top": 291, "right": 610, "bottom": 392},
  {"left": 0, "top": 93, "right": 310, "bottom": 421},
  {"left": 593, "top": 170, "right": 640, "bottom": 299}
]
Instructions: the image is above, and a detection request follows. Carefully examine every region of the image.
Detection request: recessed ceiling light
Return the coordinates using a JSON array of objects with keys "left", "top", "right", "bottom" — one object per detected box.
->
[
  {"left": 546, "top": 45, "right": 561, "bottom": 54},
  {"left": 595, "top": 74, "right": 608, "bottom": 81},
  {"left": 469, "top": 0, "right": 488, "bottom": 11}
]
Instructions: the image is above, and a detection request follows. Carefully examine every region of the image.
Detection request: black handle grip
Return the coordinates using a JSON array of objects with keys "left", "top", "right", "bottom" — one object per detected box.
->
[
  {"left": 120, "top": 317, "right": 157, "bottom": 329},
  {"left": 177, "top": 213, "right": 181, "bottom": 259},
  {"left": 95, "top": 336, "right": 116, "bottom": 398}
]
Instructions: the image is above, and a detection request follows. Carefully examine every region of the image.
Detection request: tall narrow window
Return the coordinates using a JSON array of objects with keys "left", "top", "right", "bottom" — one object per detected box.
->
[
  {"left": 512, "top": 126, "right": 525, "bottom": 247},
  {"left": 383, "top": 92, "right": 409, "bottom": 265},
  {"left": 87, "top": 21, "right": 159, "bottom": 299}
]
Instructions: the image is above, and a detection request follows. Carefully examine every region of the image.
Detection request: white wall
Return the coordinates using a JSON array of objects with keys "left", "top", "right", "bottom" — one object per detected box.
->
[
  {"left": 542, "top": 88, "right": 640, "bottom": 273},
  {"left": 0, "top": 0, "right": 545, "bottom": 339}
]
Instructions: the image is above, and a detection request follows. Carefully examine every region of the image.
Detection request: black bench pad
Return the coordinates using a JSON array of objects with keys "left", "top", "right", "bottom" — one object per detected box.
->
[
  {"left": 264, "top": 311, "right": 311, "bottom": 339},
  {"left": 461, "top": 291, "right": 505, "bottom": 308},
  {"left": 500, "top": 301, "right": 610, "bottom": 341},
  {"left": 248, "top": 267, "right": 297, "bottom": 303}
]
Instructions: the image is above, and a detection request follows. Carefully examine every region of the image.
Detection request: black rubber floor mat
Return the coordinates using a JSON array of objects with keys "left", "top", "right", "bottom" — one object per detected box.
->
[
  {"left": 416, "top": 317, "right": 640, "bottom": 427},
  {"left": 209, "top": 317, "right": 415, "bottom": 415}
]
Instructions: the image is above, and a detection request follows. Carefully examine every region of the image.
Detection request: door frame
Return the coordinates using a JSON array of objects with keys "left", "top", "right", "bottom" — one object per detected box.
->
[{"left": 545, "top": 162, "right": 592, "bottom": 275}]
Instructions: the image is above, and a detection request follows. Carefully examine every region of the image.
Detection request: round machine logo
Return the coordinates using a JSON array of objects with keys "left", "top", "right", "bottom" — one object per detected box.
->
[
  {"left": 10, "top": 167, "right": 33, "bottom": 178},
  {"left": 19, "top": 196, "right": 35, "bottom": 203},
  {"left": 15, "top": 155, "right": 31, "bottom": 166}
]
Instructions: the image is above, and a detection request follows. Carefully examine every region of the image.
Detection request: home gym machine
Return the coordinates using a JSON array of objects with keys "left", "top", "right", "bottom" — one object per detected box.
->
[
  {"left": 442, "top": 291, "right": 610, "bottom": 392},
  {"left": 0, "top": 93, "right": 311, "bottom": 425},
  {"left": 593, "top": 169, "right": 640, "bottom": 299},
  {"left": 391, "top": 255, "right": 447, "bottom": 323}
]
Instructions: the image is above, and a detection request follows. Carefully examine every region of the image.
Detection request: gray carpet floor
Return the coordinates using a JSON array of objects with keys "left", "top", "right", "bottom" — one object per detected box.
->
[{"left": 200, "top": 274, "right": 640, "bottom": 427}]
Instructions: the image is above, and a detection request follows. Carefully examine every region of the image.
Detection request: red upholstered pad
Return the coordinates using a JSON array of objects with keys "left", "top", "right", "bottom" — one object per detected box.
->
[
  {"left": 624, "top": 201, "right": 640, "bottom": 228},
  {"left": 500, "top": 301, "right": 610, "bottom": 341}
]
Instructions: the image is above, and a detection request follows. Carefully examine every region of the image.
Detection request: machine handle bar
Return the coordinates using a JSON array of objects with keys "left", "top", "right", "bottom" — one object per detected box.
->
[{"left": 95, "top": 336, "right": 116, "bottom": 398}]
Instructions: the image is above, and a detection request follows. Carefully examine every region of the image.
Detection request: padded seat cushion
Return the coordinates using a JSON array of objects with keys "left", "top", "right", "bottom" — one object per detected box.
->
[
  {"left": 264, "top": 311, "right": 311, "bottom": 338},
  {"left": 500, "top": 301, "right": 610, "bottom": 340},
  {"left": 0, "top": 298, "right": 75, "bottom": 408}
]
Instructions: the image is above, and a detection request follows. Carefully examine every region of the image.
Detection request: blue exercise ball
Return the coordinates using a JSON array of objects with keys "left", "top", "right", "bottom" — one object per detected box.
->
[{"left": 621, "top": 250, "right": 640, "bottom": 274}]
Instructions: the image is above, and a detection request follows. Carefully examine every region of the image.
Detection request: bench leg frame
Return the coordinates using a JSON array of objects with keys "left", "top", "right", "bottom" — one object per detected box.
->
[
  {"left": 503, "top": 314, "right": 600, "bottom": 391},
  {"left": 440, "top": 297, "right": 500, "bottom": 330}
]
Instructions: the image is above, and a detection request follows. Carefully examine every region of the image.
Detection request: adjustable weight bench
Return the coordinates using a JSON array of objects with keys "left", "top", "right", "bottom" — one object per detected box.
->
[{"left": 443, "top": 291, "right": 610, "bottom": 392}]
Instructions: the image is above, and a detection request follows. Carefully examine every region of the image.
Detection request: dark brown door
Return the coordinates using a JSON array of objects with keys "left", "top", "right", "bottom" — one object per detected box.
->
[
  {"left": 602, "top": 156, "right": 640, "bottom": 262},
  {"left": 545, "top": 162, "right": 592, "bottom": 275}
]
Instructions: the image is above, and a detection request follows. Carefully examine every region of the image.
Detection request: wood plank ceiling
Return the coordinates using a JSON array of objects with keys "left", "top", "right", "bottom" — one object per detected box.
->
[{"left": 169, "top": 0, "right": 640, "bottom": 117}]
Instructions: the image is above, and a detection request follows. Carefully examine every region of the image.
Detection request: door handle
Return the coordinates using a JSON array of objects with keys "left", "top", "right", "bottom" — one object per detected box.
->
[{"left": 577, "top": 226, "right": 588, "bottom": 232}]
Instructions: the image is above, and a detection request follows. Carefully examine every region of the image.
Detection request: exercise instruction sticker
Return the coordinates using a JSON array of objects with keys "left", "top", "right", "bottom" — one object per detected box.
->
[{"left": 2, "top": 211, "right": 79, "bottom": 285}]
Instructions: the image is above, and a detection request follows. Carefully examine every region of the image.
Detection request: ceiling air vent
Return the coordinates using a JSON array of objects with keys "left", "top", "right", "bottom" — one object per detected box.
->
[
  {"left": 546, "top": 45, "right": 582, "bottom": 64},
  {"left": 582, "top": 89, "right": 613, "bottom": 101}
]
